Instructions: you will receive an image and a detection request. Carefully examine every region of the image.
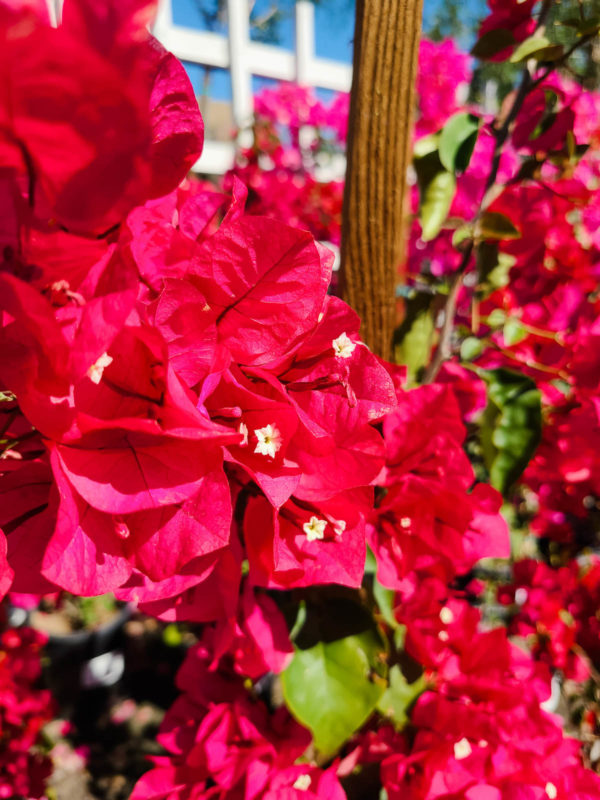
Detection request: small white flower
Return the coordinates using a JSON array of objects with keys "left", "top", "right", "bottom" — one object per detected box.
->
[
  {"left": 400, "top": 516, "right": 412, "bottom": 529},
  {"left": 515, "top": 587, "right": 528, "bottom": 606},
  {"left": 439, "top": 606, "right": 454, "bottom": 625},
  {"left": 332, "top": 332, "right": 356, "bottom": 358},
  {"left": 254, "top": 423, "right": 282, "bottom": 458},
  {"left": 238, "top": 422, "right": 249, "bottom": 447},
  {"left": 87, "top": 352, "right": 113, "bottom": 384},
  {"left": 545, "top": 783, "right": 558, "bottom": 800},
  {"left": 293, "top": 774, "right": 312, "bottom": 791},
  {"left": 453, "top": 738, "right": 472, "bottom": 761},
  {"left": 114, "top": 519, "right": 130, "bottom": 539},
  {"left": 438, "top": 630, "right": 449, "bottom": 642},
  {"left": 303, "top": 516, "right": 327, "bottom": 542}
]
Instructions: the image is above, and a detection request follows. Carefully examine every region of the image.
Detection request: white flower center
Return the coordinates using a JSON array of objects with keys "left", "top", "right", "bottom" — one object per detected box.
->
[
  {"left": 87, "top": 353, "right": 113, "bottom": 384},
  {"left": 439, "top": 606, "right": 454, "bottom": 624},
  {"left": 293, "top": 774, "right": 312, "bottom": 791},
  {"left": 303, "top": 516, "right": 327, "bottom": 542},
  {"left": 254, "top": 423, "right": 282, "bottom": 458},
  {"left": 114, "top": 519, "right": 130, "bottom": 539},
  {"left": 332, "top": 332, "right": 356, "bottom": 358},
  {"left": 400, "top": 516, "right": 412, "bottom": 529},
  {"left": 453, "top": 738, "right": 472, "bottom": 760},
  {"left": 515, "top": 587, "right": 528, "bottom": 605},
  {"left": 545, "top": 783, "right": 558, "bottom": 800}
]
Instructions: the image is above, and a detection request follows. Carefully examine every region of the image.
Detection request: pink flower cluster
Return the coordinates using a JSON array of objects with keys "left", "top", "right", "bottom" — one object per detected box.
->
[
  {"left": 499, "top": 558, "right": 600, "bottom": 680},
  {"left": 0, "top": 0, "right": 396, "bottom": 613},
  {"left": 380, "top": 607, "right": 598, "bottom": 800},
  {"left": 2, "top": 0, "right": 600, "bottom": 798},
  {"left": 368, "top": 388, "right": 600, "bottom": 799},
  {"left": 0, "top": 625, "right": 54, "bottom": 799},
  {"left": 132, "top": 374, "right": 600, "bottom": 800},
  {"left": 131, "top": 638, "right": 345, "bottom": 800},
  {"left": 368, "top": 383, "right": 510, "bottom": 595}
]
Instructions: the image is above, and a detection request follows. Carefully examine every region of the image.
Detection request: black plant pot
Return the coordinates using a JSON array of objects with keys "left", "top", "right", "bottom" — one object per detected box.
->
[
  {"left": 43, "top": 602, "right": 132, "bottom": 667},
  {"left": 11, "top": 601, "right": 133, "bottom": 730}
]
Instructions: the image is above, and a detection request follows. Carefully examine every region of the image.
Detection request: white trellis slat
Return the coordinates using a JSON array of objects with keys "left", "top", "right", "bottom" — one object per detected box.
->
[{"left": 153, "top": 0, "right": 352, "bottom": 175}]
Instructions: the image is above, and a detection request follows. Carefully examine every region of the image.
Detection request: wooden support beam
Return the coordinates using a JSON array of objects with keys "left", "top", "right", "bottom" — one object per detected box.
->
[{"left": 340, "top": 0, "right": 424, "bottom": 361}]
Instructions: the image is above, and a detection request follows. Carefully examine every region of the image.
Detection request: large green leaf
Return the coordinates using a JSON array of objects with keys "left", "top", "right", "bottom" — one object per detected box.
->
[
  {"left": 439, "top": 113, "right": 481, "bottom": 174},
  {"left": 282, "top": 626, "right": 386, "bottom": 756},
  {"left": 479, "top": 368, "right": 542, "bottom": 494}
]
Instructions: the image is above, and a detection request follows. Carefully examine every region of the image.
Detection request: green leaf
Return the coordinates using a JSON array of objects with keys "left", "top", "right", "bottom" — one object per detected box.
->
[
  {"left": 471, "top": 28, "right": 516, "bottom": 60},
  {"left": 503, "top": 318, "right": 527, "bottom": 346},
  {"left": 486, "top": 308, "right": 507, "bottom": 328},
  {"left": 478, "top": 368, "right": 542, "bottom": 494},
  {"left": 393, "top": 625, "right": 406, "bottom": 651},
  {"left": 414, "top": 142, "right": 456, "bottom": 242},
  {"left": 289, "top": 601, "right": 307, "bottom": 641},
  {"left": 373, "top": 578, "right": 399, "bottom": 630},
  {"left": 394, "top": 294, "right": 435, "bottom": 383},
  {"left": 281, "top": 629, "right": 386, "bottom": 755},
  {"left": 478, "top": 212, "right": 521, "bottom": 241},
  {"left": 560, "top": 15, "right": 600, "bottom": 35},
  {"left": 460, "top": 336, "right": 484, "bottom": 362},
  {"left": 413, "top": 133, "right": 439, "bottom": 159},
  {"left": 510, "top": 35, "right": 563, "bottom": 63},
  {"left": 376, "top": 666, "right": 426, "bottom": 729},
  {"left": 364, "top": 545, "right": 377, "bottom": 575},
  {"left": 452, "top": 225, "right": 474, "bottom": 249},
  {"left": 578, "top": 20, "right": 600, "bottom": 36},
  {"left": 439, "top": 113, "right": 481, "bottom": 174},
  {"left": 420, "top": 167, "right": 456, "bottom": 241},
  {"left": 476, "top": 244, "right": 516, "bottom": 296}
]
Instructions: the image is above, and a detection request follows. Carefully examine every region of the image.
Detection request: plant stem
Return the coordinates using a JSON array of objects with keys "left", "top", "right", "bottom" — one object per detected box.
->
[{"left": 422, "top": 242, "right": 472, "bottom": 383}]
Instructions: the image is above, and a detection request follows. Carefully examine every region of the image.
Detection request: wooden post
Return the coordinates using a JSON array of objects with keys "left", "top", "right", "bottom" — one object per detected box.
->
[{"left": 340, "top": 0, "right": 424, "bottom": 361}]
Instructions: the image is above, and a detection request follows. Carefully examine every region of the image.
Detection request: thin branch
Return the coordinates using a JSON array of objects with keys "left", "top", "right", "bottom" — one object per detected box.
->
[
  {"left": 531, "top": 31, "right": 599, "bottom": 91},
  {"left": 422, "top": 242, "right": 473, "bottom": 383}
]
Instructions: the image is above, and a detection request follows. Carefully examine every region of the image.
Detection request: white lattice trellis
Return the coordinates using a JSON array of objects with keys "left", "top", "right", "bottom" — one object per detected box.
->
[{"left": 153, "top": 0, "right": 352, "bottom": 174}]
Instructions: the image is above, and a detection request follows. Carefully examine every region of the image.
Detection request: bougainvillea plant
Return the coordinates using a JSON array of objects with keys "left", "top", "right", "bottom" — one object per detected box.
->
[{"left": 2, "top": 0, "right": 600, "bottom": 798}]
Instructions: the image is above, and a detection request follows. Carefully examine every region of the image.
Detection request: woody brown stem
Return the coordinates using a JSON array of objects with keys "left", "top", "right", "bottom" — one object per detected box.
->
[{"left": 339, "top": 0, "right": 424, "bottom": 361}]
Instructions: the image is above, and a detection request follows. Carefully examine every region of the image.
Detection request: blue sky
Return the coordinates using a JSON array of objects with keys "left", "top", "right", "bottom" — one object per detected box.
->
[{"left": 172, "top": 0, "right": 486, "bottom": 101}]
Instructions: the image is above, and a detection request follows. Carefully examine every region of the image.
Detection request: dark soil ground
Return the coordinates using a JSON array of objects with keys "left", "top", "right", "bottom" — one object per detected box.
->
[{"left": 42, "top": 614, "right": 194, "bottom": 800}]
